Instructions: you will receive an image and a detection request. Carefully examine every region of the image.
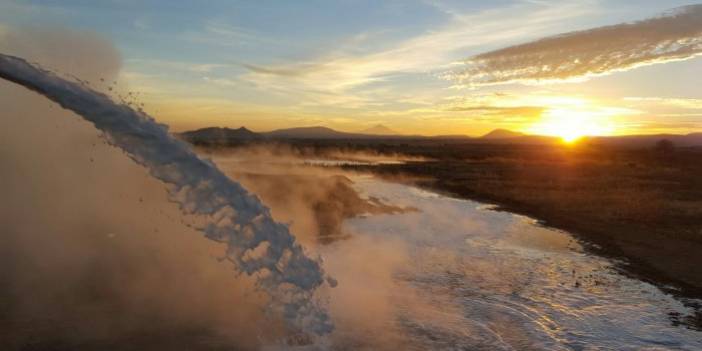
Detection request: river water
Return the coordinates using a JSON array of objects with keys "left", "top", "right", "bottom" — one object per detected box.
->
[{"left": 296, "top": 175, "right": 702, "bottom": 350}]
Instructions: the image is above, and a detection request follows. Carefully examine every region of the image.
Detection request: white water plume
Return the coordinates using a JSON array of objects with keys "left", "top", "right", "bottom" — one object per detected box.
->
[{"left": 0, "top": 53, "right": 334, "bottom": 336}]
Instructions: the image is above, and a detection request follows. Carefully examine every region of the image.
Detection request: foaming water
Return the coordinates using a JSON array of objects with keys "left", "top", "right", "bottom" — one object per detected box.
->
[
  {"left": 0, "top": 54, "right": 333, "bottom": 335},
  {"left": 310, "top": 176, "right": 702, "bottom": 350}
]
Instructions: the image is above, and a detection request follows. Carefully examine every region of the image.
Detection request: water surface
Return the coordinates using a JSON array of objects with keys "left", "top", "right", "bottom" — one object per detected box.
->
[{"left": 311, "top": 176, "right": 702, "bottom": 350}]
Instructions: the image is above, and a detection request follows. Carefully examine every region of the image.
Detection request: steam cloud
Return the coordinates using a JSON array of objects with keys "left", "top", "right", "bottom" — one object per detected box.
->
[
  {"left": 454, "top": 5, "right": 702, "bottom": 86},
  {"left": 0, "top": 52, "right": 334, "bottom": 336}
]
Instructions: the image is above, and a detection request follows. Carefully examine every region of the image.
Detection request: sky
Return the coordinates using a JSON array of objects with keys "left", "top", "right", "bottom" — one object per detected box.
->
[{"left": 0, "top": 0, "right": 701, "bottom": 137}]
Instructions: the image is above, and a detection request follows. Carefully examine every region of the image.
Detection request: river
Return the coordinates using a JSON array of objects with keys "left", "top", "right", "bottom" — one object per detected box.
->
[{"left": 297, "top": 175, "right": 702, "bottom": 350}]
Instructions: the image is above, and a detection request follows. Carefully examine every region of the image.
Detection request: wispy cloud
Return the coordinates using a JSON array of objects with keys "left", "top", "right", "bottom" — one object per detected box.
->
[
  {"left": 242, "top": 63, "right": 320, "bottom": 78},
  {"left": 437, "top": 93, "right": 545, "bottom": 117},
  {"left": 239, "top": 1, "right": 598, "bottom": 105},
  {"left": 126, "top": 58, "right": 230, "bottom": 73},
  {"left": 453, "top": 5, "right": 702, "bottom": 86},
  {"left": 445, "top": 104, "right": 545, "bottom": 116},
  {"left": 625, "top": 97, "right": 702, "bottom": 109},
  {"left": 181, "top": 20, "right": 291, "bottom": 49}
]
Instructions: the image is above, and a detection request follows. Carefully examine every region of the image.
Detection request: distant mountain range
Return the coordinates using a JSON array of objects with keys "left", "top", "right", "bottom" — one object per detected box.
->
[
  {"left": 180, "top": 125, "right": 417, "bottom": 142},
  {"left": 178, "top": 126, "right": 702, "bottom": 148}
]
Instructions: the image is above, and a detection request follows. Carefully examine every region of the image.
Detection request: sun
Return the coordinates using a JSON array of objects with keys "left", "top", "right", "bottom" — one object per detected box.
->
[
  {"left": 527, "top": 106, "right": 615, "bottom": 143},
  {"left": 561, "top": 132, "right": 582, "bottom": 144}
]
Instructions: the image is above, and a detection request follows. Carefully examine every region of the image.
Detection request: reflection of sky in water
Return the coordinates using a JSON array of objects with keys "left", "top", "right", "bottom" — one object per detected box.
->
[{"left": 317, "top": 178, "right": 702, "bottom": 350}]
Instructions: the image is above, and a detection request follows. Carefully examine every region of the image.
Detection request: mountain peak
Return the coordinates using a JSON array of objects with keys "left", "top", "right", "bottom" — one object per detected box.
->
[
  {"left": 360, "top": 124, "right": 397, "bottom": 135},
  {"left": 481, "top": 129, "right": 525, "bottom": 139}
]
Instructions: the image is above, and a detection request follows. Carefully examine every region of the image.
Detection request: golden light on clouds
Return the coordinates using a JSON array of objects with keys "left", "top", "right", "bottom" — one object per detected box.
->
[{"left": 453, "top": 5, "right": 702, "bottom": 87}]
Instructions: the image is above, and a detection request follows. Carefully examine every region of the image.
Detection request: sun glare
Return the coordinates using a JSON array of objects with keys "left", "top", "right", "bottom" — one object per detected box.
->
[{"left": 527, "top": 103, "right": 617, "bottom": 143}]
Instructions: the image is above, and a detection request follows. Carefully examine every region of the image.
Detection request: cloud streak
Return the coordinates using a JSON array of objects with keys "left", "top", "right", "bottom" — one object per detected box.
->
[
  {"left": 625, "top": 96, "right": 702, "bottom": 110},
  {"left": 445, "top": 105, "right": 544, "bottom": 115},
  {"left": 454, "top": 5, "right": 702, "bottom": 86},
  {"left": 238, "top": 1, "right": 597, "bottom": 103}
]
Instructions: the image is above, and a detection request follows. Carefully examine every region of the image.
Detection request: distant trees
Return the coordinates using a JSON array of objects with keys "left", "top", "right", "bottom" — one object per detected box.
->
[{"left": 655, "top": 139, "right": 675, "bottom": 154}]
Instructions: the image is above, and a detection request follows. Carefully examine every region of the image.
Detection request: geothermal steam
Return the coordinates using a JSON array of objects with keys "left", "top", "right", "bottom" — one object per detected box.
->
[{"left": 0, "top": 53, "right": 333, "bottom": 335}]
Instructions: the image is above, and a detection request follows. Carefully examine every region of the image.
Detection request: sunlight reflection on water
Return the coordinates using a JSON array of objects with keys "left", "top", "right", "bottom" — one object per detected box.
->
[{"left": 315, "top": 177, "right": 702, "bottom": 350}]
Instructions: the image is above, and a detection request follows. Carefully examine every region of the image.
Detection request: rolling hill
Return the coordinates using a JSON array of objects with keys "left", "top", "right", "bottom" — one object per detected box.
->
[
  {"left": 263, "top": 126, "right": 364, "bottom": 139},
  {"left": 179, "top": 127, "right": 262, "bottom": 144}
]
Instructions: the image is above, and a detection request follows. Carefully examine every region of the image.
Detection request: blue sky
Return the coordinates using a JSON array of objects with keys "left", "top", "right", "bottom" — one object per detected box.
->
[{"left": 1, "top": 0, "right": 701, "bottom": 136}]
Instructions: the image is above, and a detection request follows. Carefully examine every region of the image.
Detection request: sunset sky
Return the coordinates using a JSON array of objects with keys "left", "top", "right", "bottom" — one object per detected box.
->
[{"left": 1, "top": 0, "right": 701, "bottom": 137}]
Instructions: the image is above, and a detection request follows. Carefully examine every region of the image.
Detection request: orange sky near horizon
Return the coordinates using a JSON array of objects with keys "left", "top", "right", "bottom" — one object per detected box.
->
[{"left": 2, "top": 1, "right": 701, "bottom": 138}]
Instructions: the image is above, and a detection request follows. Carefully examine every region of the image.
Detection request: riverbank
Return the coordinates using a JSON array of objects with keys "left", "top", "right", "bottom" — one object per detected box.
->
[{"left": 338, "top": 142, "right": 702, "bottom": 305}]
